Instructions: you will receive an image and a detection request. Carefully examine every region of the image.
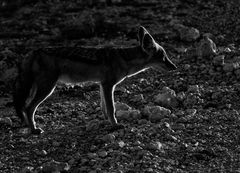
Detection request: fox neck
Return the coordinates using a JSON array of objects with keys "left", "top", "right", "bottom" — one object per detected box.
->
[{"left": 120, "top": 46, "right": 149, "bottom": 77}]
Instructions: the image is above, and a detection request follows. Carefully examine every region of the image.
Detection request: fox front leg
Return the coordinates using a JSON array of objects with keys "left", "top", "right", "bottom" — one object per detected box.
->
[{"left": 100, "top": 83, "right": 124, "bottom": 130}]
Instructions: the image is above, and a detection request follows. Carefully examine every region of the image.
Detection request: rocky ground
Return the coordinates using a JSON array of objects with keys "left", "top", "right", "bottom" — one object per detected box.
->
[{"left": 1, "top": 0, "right": 240, "bottom": 172}]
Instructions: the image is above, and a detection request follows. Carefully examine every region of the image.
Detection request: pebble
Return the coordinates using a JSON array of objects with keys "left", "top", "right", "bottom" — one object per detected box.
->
[
  {"left": 154, "top": 87, "right": 178, "bottom": 108},
  {"left": 197, "top": 36, "right": 217, "bottom": 58},
  {"left": 115, "top": 101, "right": 131, "bottom": 111},
  {"left": 144, "top": 105, "right": 171, "bottom": 123},
  {"left": 0, "top": 162, "right": 4, "bottom": 169},
  {"left": 35, "top": 149, "right": 48, "bottom": 156},
  {"left": 86, "top": 120, "right": 100, "bottom": 131},
  {"left": 174, "top": 24, "right": 200, "bottom": 42},
  {"left": 88, "top": 153, "right": 98, "bottom": 159},
  {"left": 39, "top": 160, "right": 70, "bottom": 172},
  {"left": 19, "top": 166, "right": 34, "bottom": 173},
  {"left": 131, "top": 94, "right": 145, "bottom": 103},
  {"left": 98, "top": 150, "right": 108, "bottom": 158},
  {"left": 52, "top": 141, "right": 61, "bottom": 147},
  {"left": 0, "top": 117, "right": 13, "bottom": 126},
  {"left": 213, "top": 55, "right": 225, "bottom": 66},
  {"left": 146, "top": 141, "right": 163, "bottom": 151},
  {"left": 102, "top": 134, "right": 116, "bottom": 143},
  {"left": 118, "top": 141, "right": 126, "bottom": 148}
]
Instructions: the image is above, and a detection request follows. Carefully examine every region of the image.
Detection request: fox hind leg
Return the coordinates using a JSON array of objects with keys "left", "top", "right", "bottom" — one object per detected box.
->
[
  {"left": 25, "top": 75, "right": 57, "bottom": 134},
  {"left": 13, "top": 72, "right": 34, "bottom": 125}
]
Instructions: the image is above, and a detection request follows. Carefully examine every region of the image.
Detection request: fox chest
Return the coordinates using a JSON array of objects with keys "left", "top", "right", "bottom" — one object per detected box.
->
[{"left": 58, "top": 60, "right": 103, "bottom": 83}]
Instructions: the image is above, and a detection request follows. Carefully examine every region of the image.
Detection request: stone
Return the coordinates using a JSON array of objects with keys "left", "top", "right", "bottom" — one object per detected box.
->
[
  {"left": 102, "top": 133, "right": 116, "bottom": 143},
  {"left": 213, "top": 55, "right": 225, "bottom": 66},
  {"left": 197, "top": 36, "right": 217, "bottom": 58},
  {"left": 131, "top": 94, "right": 145, "bottom": 103},
  {"left": 223, "top": 63, "right": 235, "bottom": 72},
  {"left": 116, "top": 109, "right": 141, "bottom": 121},
  {"left": 98, "top": 150, "right": 108, "bottom": 158},
  {"left": 174, "top": 24, "right": 200, "bottom": 42},
  {"left": 144, "top": 105, "right": 171, "bottom": 123},
  {"left": 86, "top": 120, "right": 100, "bottom": 131},
  {"left": 154, "top": 87, "right": 179, "bottom": 108},
  {"left": 187, "top": 85, "right": 200, "bottom": 94},
  {"left": 19, "top": 166, "right": 34, "bottom": 173},
  {"left": 235, "top": 69, "right": 240, "bottom": 77},
  {"left": 39, "top": 160, "right": 70, "bottom": 173},
  {"left": 115, "top": 102, "right": 131, "bottom": 111},
  {"left": 0, "top": 117, "right": 12, "bottom": 126}
]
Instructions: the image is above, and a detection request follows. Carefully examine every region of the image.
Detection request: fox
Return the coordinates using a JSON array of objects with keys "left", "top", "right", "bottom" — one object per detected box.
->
[{"left": 13, "top": 26, "right": 177, "bottom": 134}]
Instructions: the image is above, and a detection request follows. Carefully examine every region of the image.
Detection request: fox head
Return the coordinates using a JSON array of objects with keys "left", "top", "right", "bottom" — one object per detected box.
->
[{"left": 138, "top": 26, "right": 177, "bottom": 71}]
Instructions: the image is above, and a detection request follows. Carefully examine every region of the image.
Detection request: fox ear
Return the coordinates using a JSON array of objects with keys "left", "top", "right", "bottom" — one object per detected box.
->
[
  {"left": 142, "top": 31, "right": 156, "bottom": 54},
  {"left": 138, "top": 26, "right": 147, "bottom": 46},
  {"left": 138, "top": 26, "right": 156, "bottom": 54}
]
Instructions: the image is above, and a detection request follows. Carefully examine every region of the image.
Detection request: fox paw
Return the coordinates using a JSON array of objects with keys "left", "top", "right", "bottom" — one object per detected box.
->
[{"left": 31, "top": 128, "right": 44, "bottom": 135}]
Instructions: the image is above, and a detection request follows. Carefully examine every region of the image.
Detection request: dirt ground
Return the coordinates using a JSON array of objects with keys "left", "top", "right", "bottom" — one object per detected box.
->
[{"left": 1, "top": 0, "right": 240, "bottom": 172}]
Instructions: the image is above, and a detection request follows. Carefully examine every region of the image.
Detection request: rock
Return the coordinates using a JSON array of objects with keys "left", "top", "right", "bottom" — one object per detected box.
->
[
  {"left": 144, "top": 105, "right": 171, "bottom": 123},
  {"left": 174, "top": 24, "right": 200, "bottom": 42},
  {"left": 187, "top": 85, "right": 200, "bottom": 94},
  {"left": 89, "top": 170, "right": 98, "bottom": 173},
  {"left": 154, "top": 87, "right": 179, "bottom": 108},
  {"left": 183, "top": 93, "right": 200, "bottom": 107},
  {"left": 98, "top": 150, "right": 108, "bottom": 158},
  {"left": 130, "top": 94, "right": 145, "bottom": 103},
  {"left": 185, "top": 47, "right": 198, "bottom": 58},
  {"left": 87, "top": 153, "right": 98, "bottom": 159},
  {"left": 186, "top": 109, "right": 197, "bottom": 116},
  {"left": 197, "top": 36, "right": 217, "bottom": 58},
  {"left": 116, "top": 110, "right": 131, "bottom": 120},
  {"left": 223, "top": 62, "right": 240, "bottom": 73},
  {"left": 0, "top": 162, "right": 3, "bottom": 169},
  {"left": 19, "top": 128, "right": 31, "bottom": 135},
  {"left": 116, "top": 109, "right": 141, "bottom": 121},
  {"left": 19, "top": 166, "right": 34, "bottom": 173},
  {"left": 138, "top": 119, "right": 149, "bottom": 125},
  {"left": 68, "top": 158, "right": 76, "bottom": 165},
  {"left": 172, "top": 123, "right": 185, "bottom": 131},
  {"left": 175, "top": 110, "right": 185, "bottom": 117},
  {"left": 86, "top": 120, "right": 100, "bottom": 131},
  {"left": 233, "top": 56, "right": 240, "bottom": 62},
  {"left": 176, "top": 92, "right": 186, "bottom": 101},
  {"left": 102, "top": 133, "right": 116, "bottom": 143},
  {"left": 130, "top": 109, "right": 141, "bottom": 119},
  {"left": 146, "top": 141, "right": 163, "bottom": 151},
  {"left": 52, "top": 141, "right": 61, "bottom": 147},
  {"left": 115, "top": 102, "right": 131, "bottom": 111},
  {"left": 184, "top": 64, "right": 191, "bottom": 70},
  {"left": 213, "top": 55, "right": 225, "bottom": 66},
  {"left": 118, "top": 141, "right": 126, "bottom": 148},
  {"left": 39, "top": 160, "right": 70, "bottom": 173},
  {"left": 223, "top": 63, "right": 235, "bottom": 72},
  {"left": 235, "top": 69, "right": 240, "bottom": 77},
  {"left": 35, "top": 149, "right": 47, "bottom": 156},
  {"left": 169, "top": 19, "right": 181, "bottom": 26},
  {"left": 90, "top": 145, "right": 97, "bottom": 151},
  {"left": 0, "top": 117, "right": 13, "bottom": 126}
]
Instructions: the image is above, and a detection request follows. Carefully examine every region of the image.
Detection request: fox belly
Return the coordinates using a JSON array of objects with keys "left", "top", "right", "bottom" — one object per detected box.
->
[{"left": 58, "top": 60, "right": 104, "bottom": 84}]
